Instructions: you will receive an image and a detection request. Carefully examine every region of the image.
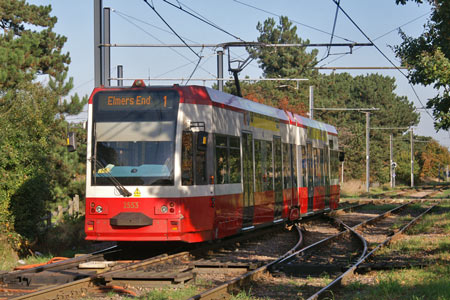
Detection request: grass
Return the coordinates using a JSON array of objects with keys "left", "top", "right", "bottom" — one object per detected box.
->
[
  {"left": 344, "top": 265, "right": 450, "bottom": 300},
  {"left": 0, "top": 236, "right": 18, "bottom": 270},
  {"left": 231, "top": 289, "right": 269, "bottom": 300},
  {"left": 434, "top": 188, "right": 450, "bottom": 199},
  {"left": 131, "top": 279, "right": 214, "bottom": 300},
  {"left": 355, "top": 203, "right": 398, "bottom": 212},
  {"left": 137, "top": 285, "right": 202, "bottom": 300},
  {"left": 406, "top": 200, "right": 450, "bottom": 235},
  {"left": 340, "top": 199, "right": 450, "bottom": 300}
]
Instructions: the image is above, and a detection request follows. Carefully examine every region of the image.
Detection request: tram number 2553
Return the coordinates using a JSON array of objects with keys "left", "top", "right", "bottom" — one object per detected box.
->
[{"left": 124, "top": 201, "right": 139, "bottom": 209}]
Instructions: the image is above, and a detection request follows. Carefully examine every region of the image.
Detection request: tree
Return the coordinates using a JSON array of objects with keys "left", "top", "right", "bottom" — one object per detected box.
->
[
  {"left": 417, "top": 139, "right": 450, "bottom": 180},
  {"left": 0, "top": 1, "right": 87, "bottom": 241},
  {"left": 394, "top": 0, "right": 450, "bottom": 130},
  {"left": 240, "top": 16, "right": 420, "bottom": 184},
  {"left": 0, "top": 0, "right": 70, "bottom": 91},
  {"left": 249, "top": 16, "right": 319, "bottom": 79},
  {"left": 315, "top": 73, "right": 419, "bottom": 183}
]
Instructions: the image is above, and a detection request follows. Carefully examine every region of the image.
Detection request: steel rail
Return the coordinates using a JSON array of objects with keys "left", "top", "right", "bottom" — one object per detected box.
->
[
  {"left": 306, "top": 202, "right": 438, "bottom": 300},
  {"left": 11, "top": 252, "right": 189, "bottom": 299},
  {"left": 277, "top": 201, "right": 407, "bottom": 266},
  {"left": 8, "top": 221, "right": 294, "bottom": 299},
  {"left": 187, "top": 224, "right": 303, "bottom": 300},
  {"left": 188, "top": 201, "right": 413, "bottom": 299},
  {"left": 1, "top": 245, "right": 119, "bottom": 283}
]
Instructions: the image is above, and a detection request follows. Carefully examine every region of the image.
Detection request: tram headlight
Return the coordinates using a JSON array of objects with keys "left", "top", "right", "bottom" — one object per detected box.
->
[
  {"left": 95, "top": 205, "right": 103, "bottom": 213},
  {"left": 160, "top": 205, "right": 168, "bottom": 213}
]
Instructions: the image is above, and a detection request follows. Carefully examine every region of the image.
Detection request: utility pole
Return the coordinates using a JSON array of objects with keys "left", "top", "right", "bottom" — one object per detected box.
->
[
  {"left": 371, "top": 127, "right": 409, "bottom": 188},
  {"left": 410, "top": 128, "right": 414, "bottom": 188},
  {"left": 365, "top": 112, "right": 370, "bottom": 194},
  {"left": 117, "top": 65, "right": 123, "bottom": 87},
  {"left": 309, "top": 86, "right": 314, "bottom": 119},
  {"left": 313, "top": 107, "right": 379, "bottom": 192},
  {"left": 217, "top": 50, "right": 224, "bottom": 92},
  {"left": 103, "top": 7, "right": 111, "bottom": 87},
  {"left": 94, "top": 0, "right": 103, "bottom": 87},
  {"left": 390, "top": 133, "right": 393, "bottom": 188}
]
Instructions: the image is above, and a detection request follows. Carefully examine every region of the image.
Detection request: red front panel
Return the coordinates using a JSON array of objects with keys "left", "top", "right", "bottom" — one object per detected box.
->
[{"left": 85, "top": 196, "right": 215, "bottom": 243}]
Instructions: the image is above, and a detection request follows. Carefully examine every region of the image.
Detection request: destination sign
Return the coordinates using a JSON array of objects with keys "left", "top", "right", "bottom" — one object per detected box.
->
[
  {"left": 107, "top": 95, "right": 153, "bottom": 106},
  {"left": 95, "top": 90, "right": 179, "bottom": 112}
]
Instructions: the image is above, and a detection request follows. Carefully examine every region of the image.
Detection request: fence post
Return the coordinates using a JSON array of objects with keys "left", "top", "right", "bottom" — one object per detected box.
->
[
  {"left": 68, "top": 199, "right": 74, "bottom": 216},
  {"left": 57, "top": 205, "right": 63, "bottom": 222},
  {"left": 46, "top": 211, "right": 52, "bottom": 228},
  {"left": 73, "top": 194, "right": 80, "bottom": 214}
]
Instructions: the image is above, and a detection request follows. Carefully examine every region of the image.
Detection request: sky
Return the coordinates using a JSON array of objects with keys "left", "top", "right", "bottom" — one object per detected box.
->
[{"left": 28, "top": 0, "right": 450, "bottom": 149}]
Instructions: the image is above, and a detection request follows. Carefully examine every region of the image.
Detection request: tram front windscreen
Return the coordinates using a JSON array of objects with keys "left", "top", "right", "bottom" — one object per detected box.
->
[{"left": 91, "top": 89, "right": 180, "bottom": 186}]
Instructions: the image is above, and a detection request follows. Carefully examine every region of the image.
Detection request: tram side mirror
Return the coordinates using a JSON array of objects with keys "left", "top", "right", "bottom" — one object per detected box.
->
[
  {"left": 67, "top": 132, "right": 77, "bottom": 152},
  {"left": 197, "top": 131, "right": 208, "bottom": 151},
  {"left": 339, "top": 151, "right": 345, "bottom": 162}
]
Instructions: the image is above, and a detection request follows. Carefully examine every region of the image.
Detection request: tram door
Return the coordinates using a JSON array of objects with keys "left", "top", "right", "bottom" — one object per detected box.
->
[
  {"left": 307, "top": 142, "right": 314, "bottom": 213},
  {"left": 273, "top": 137, "right": 283, "bottom": 220},
  {"left": 242, "top": 132, "right": 254, "bottom": 228}
]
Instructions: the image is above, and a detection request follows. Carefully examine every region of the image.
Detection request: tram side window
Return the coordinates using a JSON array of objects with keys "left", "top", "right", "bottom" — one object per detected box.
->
[
  {"left": 215, "top": 135, "right": 241, "bottom": 184},
  {"left": 254, "top": 141, "right": 263, "bottom": 192},
  {"left": 313, "top": 148, "right": 321, "bottom": 185},
  {"left": 301, "top": 145, "right": 307, "bottom": 187},
  {"left": 229, "top": 137, "right": 241, "bottom": 183},
  {"left": 292, "top": 144, "right": 298, "bottom": 188},
  {"left": 264, "top": 140, "right": 274, "bottom": 191},
  {"left": 330, "top": 150, "right": 339, "bottom": 181},
  {"left": 181, "top": 131, "right": 207, "bottom": 186},
  {"left": 196, "top": 141, "right": 208, "bottom": 185},
  {"left": 282, "top": 143, "right": 292, "bottom": 189},
  {"left": 320, "top": 148, "right": 324, "bottom": 185},
  {"left": 324, "top": 147, "right": 329, "bottom": 182},
  {"left": 254, "top": 140, "right": 273, "bottom": 192}
]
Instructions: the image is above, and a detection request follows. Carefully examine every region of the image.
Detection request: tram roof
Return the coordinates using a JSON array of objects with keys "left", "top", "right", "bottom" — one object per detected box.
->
[{"left": 205, "top": 87, "right": 337, "bottom": 135}]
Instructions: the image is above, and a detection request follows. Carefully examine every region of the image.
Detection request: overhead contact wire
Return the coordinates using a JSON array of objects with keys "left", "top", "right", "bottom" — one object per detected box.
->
[
  {"left": 114, "top": 10, "right": 200, "bottom": 44},
  {"left": 320, "top": 12, "right": 430, "bottom": 67},
  {"left": 332, "top": 0, "right": 434, "bottom": 119},
  {"left": 232, "top": 0, "right": 355, "bottom": 43},
  {"left": 142, "top": 0, "right": 201, "bottom": 59},
  {"left": 114, "top": 10, "right": 216, "bottom": 78},
  {"left": 162, "top": 0, "right": 244, "bottom": 41},
  {"left": 318, "top": 0, "right": 341, "bottom": 64}
]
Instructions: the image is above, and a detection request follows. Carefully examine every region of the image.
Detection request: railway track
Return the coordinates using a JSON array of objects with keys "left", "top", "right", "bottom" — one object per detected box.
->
[
  {"left": 0, "top": 200, "right": 438, "bottom": 299},
  {"left": 188, "top": 200, "right": 438, "bottom": 300},
  {"left": 0, "top": 221, "right": 301, "bottom": 299}
]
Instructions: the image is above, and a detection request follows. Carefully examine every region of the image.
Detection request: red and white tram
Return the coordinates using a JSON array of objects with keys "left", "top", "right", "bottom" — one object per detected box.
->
[{"left": 84, "top": 82, "right": 341, "bottom": 242}]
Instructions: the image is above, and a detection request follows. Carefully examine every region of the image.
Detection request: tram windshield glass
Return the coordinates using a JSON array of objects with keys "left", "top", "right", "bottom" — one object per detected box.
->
[{"left": 91, "top": 89, "right": 179, "bottom": 186}]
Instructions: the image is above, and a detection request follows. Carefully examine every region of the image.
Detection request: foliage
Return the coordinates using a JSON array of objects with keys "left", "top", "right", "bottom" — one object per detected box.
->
[
  {"left": 0, "top": 1, "right": 87, "bottom": 244},
  {"left": 38, "top": 213, "right": 88, "bottom": 256},
  {"left": 394, "top": 0, "right": 450, "bottom": 130},
  {"left": 249, "top": 16, "right": 319, "bottom": 79},
  {"left": 316, "top": 73, "right": 419, "bottom": 183},
  {"left": 417, "top": 139, "right": 450, "bottom": 180},
  {"left": 242, "top": 16, "right": 441, "bottom": 185},
  {"left": 0, "top": 0, "right": 70, "bottom": 90}
]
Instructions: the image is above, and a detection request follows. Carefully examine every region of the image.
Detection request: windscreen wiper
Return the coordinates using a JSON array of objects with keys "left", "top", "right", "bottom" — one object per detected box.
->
[{"left": 91, "top": 158, "right": 132, "bottom": 197}]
